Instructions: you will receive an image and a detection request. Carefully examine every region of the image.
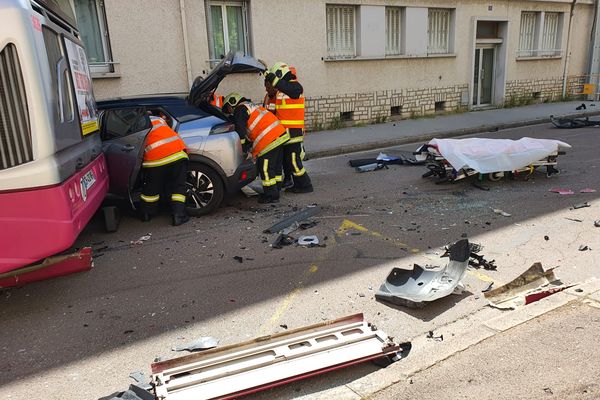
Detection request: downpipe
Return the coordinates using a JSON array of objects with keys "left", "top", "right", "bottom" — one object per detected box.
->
[
  {"left": 179, "top": 0, "right": 193, "bottom": 89},
  {"left": 562, "top": 0, "right": 577, "bottom": 98}
]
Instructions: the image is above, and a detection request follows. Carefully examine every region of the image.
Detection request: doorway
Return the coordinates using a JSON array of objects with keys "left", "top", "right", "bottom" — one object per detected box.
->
[{"left": 473, "top": 45, "right": 496, "bottom": 107}]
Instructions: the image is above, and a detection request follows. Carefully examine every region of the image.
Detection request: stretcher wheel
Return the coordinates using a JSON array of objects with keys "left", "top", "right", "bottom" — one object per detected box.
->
[{"left": 487, "top": 172, "right": 504, "bottom": 181}]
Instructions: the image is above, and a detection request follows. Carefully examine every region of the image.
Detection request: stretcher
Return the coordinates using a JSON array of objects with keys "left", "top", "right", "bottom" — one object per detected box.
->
[{"left": 414, "top": 138, "right": 570, "bottom": 183}]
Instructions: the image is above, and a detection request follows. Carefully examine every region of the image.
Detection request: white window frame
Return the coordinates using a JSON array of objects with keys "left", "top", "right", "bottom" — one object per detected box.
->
[
  {"left": 326, "top": 4, "right": 356, "bottom": 59},
  {"left": 427, "top": 8, "right": 451, "bottom": 55},
  {"left": 208, "top": 1, "right": 250, "bottom": 65},
  {"left": 385, "top": 7, "right": 402, "bottom": 56},
  {"left": 518, "top": 11, "right": 563, "bottom": 58},
  {"left": 71, "top": 0, "right": 114, "bottom": 74}
]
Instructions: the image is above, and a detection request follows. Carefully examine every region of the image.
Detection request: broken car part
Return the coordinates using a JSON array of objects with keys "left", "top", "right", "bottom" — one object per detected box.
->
[
  {"left": 355, "top": 162, "right": 389, "bottom": 173},
  {"left": 572, "top": 202, "right": 591, "bottom": 210},
  {"left": 172, "top": 337, "right": 219, "bottom": 352},
  {"left": 375, "top": 239, "right": 470, "bottom": 308},
  {"left": 0, "top": 247, "right": 92, "bottom": 288},
  {"left": 151, "top": 314, "right": 407, "bottom": 400},
  {"left": 550, "top": 115, "right": 600, "bottom": 129},
  {"left": 483, "top": 262, "right": 572, "bottom": 309},
  {"left": 263, "top": 206, "right": 321, "bottom": 234},
  {"left": 595, "top": 220, "right": 600, "bottom": 228},
  {"left": 297, "top": 235, "right": 319, "bottom": 246},
  {"left": 99, "top": 384, "right": 155, "bottom": 400},
  {"left": 271, "top": 234, "right": 295, "bottom": 249},
  {"left": 426, "top": 331, "right": 444, "bottom": 341}
]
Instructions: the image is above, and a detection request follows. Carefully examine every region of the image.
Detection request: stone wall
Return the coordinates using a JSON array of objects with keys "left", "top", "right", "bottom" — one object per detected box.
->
[
  {"left": 305, "top": 84, "right": 469, "bottom": 131},
  {"left": 505, "top": 75, "right": 588, "bottom": 104}
]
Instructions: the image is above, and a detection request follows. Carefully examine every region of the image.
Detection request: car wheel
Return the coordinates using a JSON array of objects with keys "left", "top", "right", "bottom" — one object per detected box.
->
[{"left": 185, "top": 163, "right": 224, "bottom": 216}]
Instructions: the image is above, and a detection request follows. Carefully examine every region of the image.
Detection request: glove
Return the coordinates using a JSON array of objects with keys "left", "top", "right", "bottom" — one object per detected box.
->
[{"left": 264, "top": 72, "right": 276, "bottom": 85}]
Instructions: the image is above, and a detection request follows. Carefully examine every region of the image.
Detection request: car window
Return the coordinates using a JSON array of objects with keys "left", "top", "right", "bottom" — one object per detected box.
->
[{"left": 101, "top": 108, "right": 150, "bottom": 140}]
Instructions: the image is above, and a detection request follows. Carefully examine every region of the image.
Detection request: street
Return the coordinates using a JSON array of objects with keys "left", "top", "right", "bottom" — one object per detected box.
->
[{"left": 2, "top": 123, "right": 600, "bottom": 399}]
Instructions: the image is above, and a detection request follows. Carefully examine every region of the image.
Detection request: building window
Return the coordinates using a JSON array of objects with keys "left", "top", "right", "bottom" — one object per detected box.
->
[
  {"left": 209, "top": 1, "right": 249, "bottom": 63},
  {"left": 385, "top": 7, "right": 402, "bottom": 56},
  {"left": 518, "top": 11, "right": 563, "bottom": 58},
  {"left": 73, "top": 0, "right": 113, "bottom": 74},
  {"left": 518, "top": 11, "right": 537, "bottom": 57},
  {"left": 326, "top": 5, "right": 356, "bottom": 58},
  {"left": 542, "top": 12, "right": 560, "bottom": 55},
  {"left": 428, "top": 8, "right": 451, "bottom": 54}
]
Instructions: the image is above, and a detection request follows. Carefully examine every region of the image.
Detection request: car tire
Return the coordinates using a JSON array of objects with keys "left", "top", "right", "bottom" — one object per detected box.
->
[{"left": 185, "top": 163, "right": 224, "bottom": 216}]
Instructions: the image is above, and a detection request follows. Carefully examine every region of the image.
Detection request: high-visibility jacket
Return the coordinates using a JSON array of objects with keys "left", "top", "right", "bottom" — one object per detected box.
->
[
  {"left": 142, "top": 117, "right": 188, "bottom": 167},
  {"left": 210, "top": 93, "right": 224, "bottom": 108},
  {"left": 263, "top": 93, "right": 276, "bottom": 114},
  {"left": 275, "top": 91, "right": 304, "bottom": 130},
  {"left": 242, "top": 103, "right": 289, "bottom": 158}
]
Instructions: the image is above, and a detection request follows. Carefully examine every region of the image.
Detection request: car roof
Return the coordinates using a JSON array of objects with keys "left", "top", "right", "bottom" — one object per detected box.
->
[{"left": 97, "top": 95, "right": 210, "bottom": 123}]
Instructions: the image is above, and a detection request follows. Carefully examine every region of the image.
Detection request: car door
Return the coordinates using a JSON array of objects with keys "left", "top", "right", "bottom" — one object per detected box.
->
[{"left": 100, "top": 107, "right": 151, "bottom": 208}]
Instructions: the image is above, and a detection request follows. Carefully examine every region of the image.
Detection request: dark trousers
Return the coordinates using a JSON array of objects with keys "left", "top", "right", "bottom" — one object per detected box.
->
[
  {"left": 141, "top": 158, "right": 188, "bottom": 216},
  {"left": 283, "top": 140, "right": 312, "bottom": 189},
  {"left": 257, "top": 146, "right": 283, "bottom": 200}
]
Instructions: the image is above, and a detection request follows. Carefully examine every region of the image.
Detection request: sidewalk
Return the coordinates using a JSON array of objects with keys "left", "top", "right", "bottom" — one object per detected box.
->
[{"left": 304, "top": 101, "right": 600, "bottom": 159}]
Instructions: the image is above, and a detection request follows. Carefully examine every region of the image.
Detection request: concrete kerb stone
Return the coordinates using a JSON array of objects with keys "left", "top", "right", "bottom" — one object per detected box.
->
[
  {"left": 340, "top": 278, "right": 600, "bottom": 400},
  {"left": 306, "top": 110, "right": 600, "bottom": 160}
]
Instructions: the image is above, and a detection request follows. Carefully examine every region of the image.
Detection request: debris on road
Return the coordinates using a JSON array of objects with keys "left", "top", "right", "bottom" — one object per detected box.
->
[
  {"left": 0, "top": 247, "right": 93, "bottom": 289},
  {"left": 426, "top": 330, "right": 444, "bottom": 341},
  {"left": 493, "top": 209, "right": 511, "bottom": 217},
  {"left": 483, "top": 262, "right": 572, "bottom": 309},
  {"left": 131, "top": 233, "right": 151, "bottom": 245},
  {"left": 172, "top": 336, "right": 219, "bottom": 352},
  {"left": 298, "top": 235, "right": 325, "bottom": 247},
  {"left": 544, "top": 235, "right": 550, "bottom": 241},
  {"left": 442, "top": 242, "right": 496, "bottom": 270},
  {"left": 565, "top": 217, "right": 583, "bottom": 223},
  {"left": 595, "top": 220, "right": 600, "bottom": 227},
  {"left": 233, "top": 256, "right": 244, "bottom": 263},
  {"left": 580, "top": 188, "right": 597, "bottom": 193},
  {"left": 472, "top": 182, "right": 490, "bottom": 191},
  {"left": 355, "top": 162, "right": 389, "bottom": 173},
  {"left": 128, "top": 371, "right": 149, "bottom": 385},
  {"left": 551, "top": 115, "right": 600, "bottom": 129},
  {"left": 151, "top": 314, "right": 407, "bottom": 399},
  {"left": 579, "top": 245, "right": 591, "bottom": 252},
  {"left": 264, "top": 206, "right": 321, "bottom": 234},
  {"left": 571, "top": 202, "right": 591, "bottom": 210},
  {"left": 482, "top": 282, "right": 494, "bottom": 293},
  {"left": 375, "top": 239, "right": 470, "bottom": 308},
  {"left": 549, "top": 188, "right": 574, "bottom": 195},
  {"left": 271, "top": 234, "right": 295, "bottom": 249},
  {"left": 99, "top": 384, "right": 154, "bottom": 400}
]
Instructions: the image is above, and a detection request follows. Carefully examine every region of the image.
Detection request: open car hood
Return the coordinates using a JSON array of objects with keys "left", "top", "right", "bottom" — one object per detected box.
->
[{"left": 188, "top": 52, "right": 266, "bottom": 110}]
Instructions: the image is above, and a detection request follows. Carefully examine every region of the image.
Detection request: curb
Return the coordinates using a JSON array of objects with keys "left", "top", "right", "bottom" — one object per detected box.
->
[
  {"left": 305, "top": 110, "right": 600, "bottom": 160},
  {"left": 292, "top": 278, "right": 600, "bottom": 400}
]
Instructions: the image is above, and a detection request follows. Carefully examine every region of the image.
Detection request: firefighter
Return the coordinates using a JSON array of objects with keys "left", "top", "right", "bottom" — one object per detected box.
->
[
  {"left": 222, "top": 93, "right": 290, "bottom": 203},
  {"left": 140, "top": 115, "right": 190, "bottom": 226},
  {"left": 264, "top": 62, "right": 313, "bottom": 193},
  {"left": 210, "top": 92, "right": 224, "bottom": 108}
]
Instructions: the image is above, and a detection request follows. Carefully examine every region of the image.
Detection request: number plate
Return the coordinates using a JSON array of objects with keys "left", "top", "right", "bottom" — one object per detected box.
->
[{"left": 80, "top": 170, "right": 96, "bottom": 201}]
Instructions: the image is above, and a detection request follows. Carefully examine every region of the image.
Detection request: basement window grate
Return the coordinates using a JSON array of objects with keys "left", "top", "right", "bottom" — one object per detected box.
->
[{"left": 0, "top": 44, "right": 33, "bottom": 170}]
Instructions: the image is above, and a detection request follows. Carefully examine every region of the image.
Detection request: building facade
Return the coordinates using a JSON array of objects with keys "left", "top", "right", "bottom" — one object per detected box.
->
[{"left": 77, "top": 0, "right": 596, "bottom": 130}]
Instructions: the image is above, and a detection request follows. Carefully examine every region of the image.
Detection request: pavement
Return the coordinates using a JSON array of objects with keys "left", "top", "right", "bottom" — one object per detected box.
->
[{"left": 304, "top": 101, "right": 600, "bottom": 158}]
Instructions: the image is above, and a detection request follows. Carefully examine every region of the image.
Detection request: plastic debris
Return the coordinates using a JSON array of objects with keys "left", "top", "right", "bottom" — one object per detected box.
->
[
  {"left": 493, "top": 209, "right": 511, "bottom": 217},
  {"left": 580, "top": 188, "right": 597, "bottom": 193},
  {"left": 264, "top": 206, "right": 321, "bottom": 234},
  {"left": 595, "top": 220, "right": 600, "bottom": 228},
  {"left": 484, "top": 262, "right": 572, "bottom": 309},
  {"left": 571, "top": 202, "right": 591, "bottom": 210},
  {"left": 128, "top": 371, "right": 149, "bottom": 385},
  {"left": 579, "top": 245, "right": 590, "bottom": 251},
  {"left": 549, "top": 188, "right": 574, "bottom": 195},
  {"left": 298, "top": 235, "right": 319, "bottom": 246},
  {"left": 426, "top": 331, "right": 444, "bottom": 341},
  {"left": 233, "top": 256, "right": 244, "bottom": 263},
  {"left": 131, "top": 233, "right": 151, "bottom": 245},
  {"left": 172, "top": 337, "right": 219, "bottom": 352},
  {"left": 355, "top": 162, "right": 388, "bottom": 173},
  {"left": 271, "top": 234, "right": 295, "bottom": 249}
]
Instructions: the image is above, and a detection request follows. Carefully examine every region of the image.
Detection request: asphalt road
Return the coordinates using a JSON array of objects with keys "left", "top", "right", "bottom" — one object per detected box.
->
[{"left": 2, "top": 123, "right": 600, "bottom": 399}]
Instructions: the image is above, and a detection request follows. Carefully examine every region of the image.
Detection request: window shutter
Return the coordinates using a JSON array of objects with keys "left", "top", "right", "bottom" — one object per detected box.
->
[
  {"left": 386, "top": 7, "right": 401, "bottom": 55},
  {"left": 326, "top": 5, "right": 355, "bottom": 57},
  {"left": 519, "top": 12, "right": 536, "bottom": 56},
  {"left": 428, "top": 9, "right": 450, "bottom": 54},
  {"left": 542, "top": 12, "right": 560, "bottom": 55}
]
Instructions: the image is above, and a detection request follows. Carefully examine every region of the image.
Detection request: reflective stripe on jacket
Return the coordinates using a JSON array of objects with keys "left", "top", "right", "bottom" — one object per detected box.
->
[
  {"left": 210, "top": 93, "right": 224, "bottom": 108},
  {"left": 143, "top": 117, "right": 187, "bottom": 167},
  {"left": 243, "top": 103, "right": 288, "bottom": 157},
  {"left": 275, "top": 91, "right": 304, "bottom": 129},
  {"left": 263, "top": 93, "right": 276, "bottom": 114}
]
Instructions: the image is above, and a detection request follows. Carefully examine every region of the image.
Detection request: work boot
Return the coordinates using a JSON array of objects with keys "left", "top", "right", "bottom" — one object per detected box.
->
[
  {"left": 258, "top": 195, "right": 280, "bottom": 204},
  {"left": 172, "top": 214, "right": 190, "bottom": 226},
  {"left": 282, "top": 178, "right": 294, "bottom": 190},
  {"left": 288, "top": 184, "right": 314, "bottom": 194}
]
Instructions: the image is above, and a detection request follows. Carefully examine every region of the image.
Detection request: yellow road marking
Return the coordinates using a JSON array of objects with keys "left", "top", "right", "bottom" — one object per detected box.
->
[
  {"left": 336, "top": 219, "right": 420, "bottom": 253},
  {"left": 467, "top": 269, "right": 495, "bottom": 283}
]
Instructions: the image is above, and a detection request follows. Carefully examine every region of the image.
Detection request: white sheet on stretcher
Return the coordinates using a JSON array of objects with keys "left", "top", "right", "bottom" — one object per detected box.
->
[{"left": 428, "top": 137, "right": 571, "bottom": 174}]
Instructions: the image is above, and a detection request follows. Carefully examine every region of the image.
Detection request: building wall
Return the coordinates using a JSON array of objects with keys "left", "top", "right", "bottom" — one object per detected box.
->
[{"left": 92, "top": 0, "right": 595, "bottom": 129}]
